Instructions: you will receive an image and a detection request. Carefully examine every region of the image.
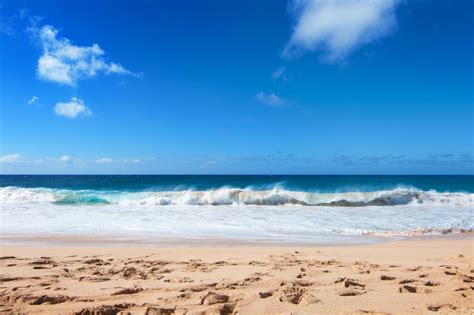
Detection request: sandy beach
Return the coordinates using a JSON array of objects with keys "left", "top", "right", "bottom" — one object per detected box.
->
[{"left": 0, "top": 237, "right": 472, "bottom": 314}]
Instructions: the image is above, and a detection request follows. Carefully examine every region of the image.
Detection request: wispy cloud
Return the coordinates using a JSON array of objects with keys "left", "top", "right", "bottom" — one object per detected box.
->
[
  {"left": 0, "top": 155, "right": 152, "bottom": 172},
  {"left": 256, "top": 92, "right": 286, "bottom": 106},
  {"left": 272, "top": 66, "right": 288, "bottom": 82},
  {"left": 0, "top": 154, "right": 23, "bottom": 163},
  {"left": 0, "top": 7, "right": 33, "bottom": 36},
  {"left": 97, "top": 157, "right": 144, "bottom": 164},
  {"left": 54, "top": 97, "right": 92, "bottom": 119},
  {"left": 27, "top": 96, "right": 39, "bottom": 105},
  {"left": 126, "top": 158, "right": 141, "bottom": 164},
  {"left": 0, "top": 13, "right": 15, "bottom": 36},
  {"left": 332, "top": 154, "right": 474, "bottom": 167},
  {"left": 283, "top": 0, "right": 399, "bottom": 62},
  {"left": 33, "top": 24, "right": 137, "bottom": 86},
  {"left": 96, "top": 158, "right": 113, "bottom": 164}
]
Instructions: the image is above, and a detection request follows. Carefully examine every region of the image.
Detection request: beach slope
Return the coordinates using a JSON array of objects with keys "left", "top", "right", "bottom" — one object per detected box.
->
[{"left": 0, "top": 238, "right": 472, "bottom": 314}]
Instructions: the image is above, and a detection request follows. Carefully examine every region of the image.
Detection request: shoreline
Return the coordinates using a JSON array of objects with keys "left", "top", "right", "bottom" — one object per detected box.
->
[
  {"left": 0, "top": 234, "right": 393, "bottom": 248},
  {"left": 1, "top": 237, "right": 472, "bottom": 314},
  {"left": 1, "top": 232, "right": 472, "bottom": 248}
]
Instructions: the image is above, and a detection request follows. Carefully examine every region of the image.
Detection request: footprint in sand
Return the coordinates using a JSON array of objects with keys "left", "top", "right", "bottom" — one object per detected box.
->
[
  {"left": 164, "top": 277, "right": 194, "bottom": 283},
  {"left": 150, "top": 267, "right": 173, "bottom": 274},
  {"left": 145, "top": 306, "right": 182, "bottom": 315},
  {"left": 180, "top": 282, "right": 218, "bottom": 293},
  {"left": 118, "top": 266, "right": 137, "bottom": 278},
  {"left": 459, "top": 274, "right": 474, "bottom": 283},
  {"left": 18, "top": 294, "right": 73, "bottom": 305},
  {"left": 339, "top": 288, "right": 366, "bottom": 296},
  {"left": 235, "top": 274, "right": 263, "bottom": 286},
  {"left": 74, "top": 303, "right": 136, "bottom": 315},
  {"left": 344, "top": 279, "right": 365, "bottom": 288},
  {"left": 79, "top": 276, "right": 110, "bottom": 282},
  {"left": 259, "top": 290, "right": 275, "bottom": 298},
  {"left": 279, "top": 286, "right": 320, "bottom": 304},
  {"left": 0, "top": 276, "right": 23, "bottom": 282},
  {"left": 424, "top": 280, "right": 441, "bottom": 287},
  {"left": 111, "top": 286, "right": 144, "bottom": 295},
  {"left": 200, "top": 292, "right": 230, "bottom": 305},
  {"left": 83, "top": 258, "right": 108, "bottom": 265},
  {"left": 176, "top": 292, "right": 192, "bottom": 299},
  {"left": 380, "top": 275, "right": 396, "bottom": 281},
  {"left": 38, "top": 280, "right": 59, "bottom": 287},
  {"left": 29, "top": 258, "right": 56, "bottom": 266},
  {"left": 282, "top": 280, "right": 314, "bottom": 287},
  {"left": 399, "top": 279, "right": 417, "bottom": 284},
  {"left": 426, "top": 303, "right": 457, "bottom": 312},
  {"left": 399, "top": 285, "right": 432, "bottom": 294},
  {"left": 335, "top": 277, "right": 365, "bottom": 288}
]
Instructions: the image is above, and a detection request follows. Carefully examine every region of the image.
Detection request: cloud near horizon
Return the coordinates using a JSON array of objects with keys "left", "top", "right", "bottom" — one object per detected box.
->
[
  {"left": 332, "top": 154, "right": 474, "bottom": 167},
  {"left": 96, "top": 158, "right": 113, "bottom": 164},
  {"left": 283, "top": 0, "right": 399, "bottom": 62},
  {"left": 54, "top": 97, "right": 92, "bottom": 118},
  {"left": 0, "top": 154, "right": 23, "bottom": 163},
  {"left": 58, "top": 155, "right": 72, "bottom": 163},
  {"left": 0, "top": 153, "right": 472, "bottom": 174},
  {"left": 35, "top": 25, "right": 137, "bottom": 86}
]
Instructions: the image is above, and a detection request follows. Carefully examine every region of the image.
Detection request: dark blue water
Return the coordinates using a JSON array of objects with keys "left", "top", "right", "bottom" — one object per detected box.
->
[{"left": 0, "top": 175, "right": 472, "bottom": 193}]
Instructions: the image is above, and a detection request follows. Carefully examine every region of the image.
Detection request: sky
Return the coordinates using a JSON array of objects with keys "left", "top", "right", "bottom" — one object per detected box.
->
[{"left": 0, "top": 0, "right": 472, "bottom": 174}]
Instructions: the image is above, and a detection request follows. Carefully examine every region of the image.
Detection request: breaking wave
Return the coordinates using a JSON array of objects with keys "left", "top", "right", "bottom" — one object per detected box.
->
[{"left": 0, "top": 186, "right": 472, "bottom": 207}]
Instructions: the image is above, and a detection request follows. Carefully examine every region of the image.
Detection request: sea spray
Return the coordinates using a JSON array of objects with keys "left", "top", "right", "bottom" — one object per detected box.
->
[{"left": 0, "top": 186, "right": 472, "bottom": 207}]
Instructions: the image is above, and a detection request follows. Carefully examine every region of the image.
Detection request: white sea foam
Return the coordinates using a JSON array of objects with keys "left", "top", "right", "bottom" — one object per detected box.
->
[
  {"left": 1, "top": 186, "right": 472, "bottom": 242},
  {"left": 0, "top": 187, "right": 56, "bottom": 203}
]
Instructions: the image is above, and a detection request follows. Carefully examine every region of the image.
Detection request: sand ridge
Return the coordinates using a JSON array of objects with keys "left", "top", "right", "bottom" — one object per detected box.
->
[{"left": 0, "top": 239, "right": 472, "bottom": 314}]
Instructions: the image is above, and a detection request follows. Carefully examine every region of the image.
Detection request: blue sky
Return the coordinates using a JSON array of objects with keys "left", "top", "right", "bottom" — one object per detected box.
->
[{"left": 0, "top": 0, "right": 472, "bottom": 174}]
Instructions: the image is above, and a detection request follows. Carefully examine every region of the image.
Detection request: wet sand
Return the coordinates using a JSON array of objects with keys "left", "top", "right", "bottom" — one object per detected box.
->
[{"left": 0, "top": 238, "right": 473, "bottom": 314}]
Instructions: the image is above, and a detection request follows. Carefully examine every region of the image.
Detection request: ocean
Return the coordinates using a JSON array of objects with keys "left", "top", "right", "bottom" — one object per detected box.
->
[{"left": 1, "top": 175, "right": 472, "bottom": 244}]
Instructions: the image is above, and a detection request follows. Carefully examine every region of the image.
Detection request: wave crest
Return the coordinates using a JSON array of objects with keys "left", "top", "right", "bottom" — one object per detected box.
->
[{"left": 0, "top": 186, "right": 472, "bottom": 207}]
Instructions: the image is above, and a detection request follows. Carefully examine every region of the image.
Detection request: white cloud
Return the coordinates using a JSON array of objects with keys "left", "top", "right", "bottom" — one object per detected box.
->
[
  {"left": 96, "top": 158, "right": 112, "bottom": 164},
  {"left": 122, "top": 158, "right": 141, "bottom": 164},
  {"left": 27, "top": 96, "right": 39, "bottom": 105},
  {"left": 272, "top": 66, "right": 287, "bottom": 81},
  {"left": 58, "top": 155, "right": 72, "bottom": 163},
  {"left": 283, "top": 0, "right": 399, "bottom": 62},
  {"left": 96, "top": 157, "right": 145, "bottom": 164},
  {"left": 54, "top": 97, "right": 92, "bottom": 118},
  {"left": 256, "top": 92, "right": 286, "bottom": 106},
  {"left": 35, "top": 25, "right": 137, "bottom": 85},
  {"left": 0, "top": 154, "right": 22, "bottom": 163}
]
